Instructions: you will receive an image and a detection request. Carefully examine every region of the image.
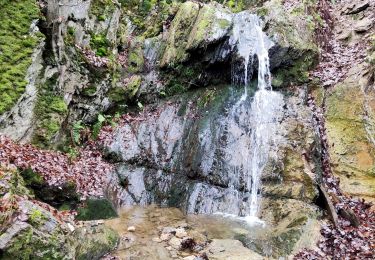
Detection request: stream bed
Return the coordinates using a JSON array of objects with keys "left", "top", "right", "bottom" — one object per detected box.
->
[{"left": 104, "top": 205, "right": 271, "bottom": 259}]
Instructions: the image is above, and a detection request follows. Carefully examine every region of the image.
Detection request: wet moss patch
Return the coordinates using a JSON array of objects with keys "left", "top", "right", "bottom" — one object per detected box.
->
[
  {"left": 76, "top": 198, "right": 118, "bottom": 221},
  {"left": 0, "top": 0, "right": 43, "bottom": 115}
]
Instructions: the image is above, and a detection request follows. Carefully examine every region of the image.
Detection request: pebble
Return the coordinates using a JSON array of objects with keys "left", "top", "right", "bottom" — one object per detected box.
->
[
  {"left": 170, "top": 251, "right": 178, "bottom": 258},
  {"left": 162, "top": 226, "right": 176, "bottom": 234},
  {"left": 160, "top": 233, "right": 172, "bottom": 241},
  {"left": 168, "top": 236, "right": 182, "bottom": 249},
  {"left": 175, "top": 228, "right": 187, "bottom": 238},
  {"left": 67, "top": 223, "right": 75, "bottom": 232},
  {"left": 127, "top": 226, "right": 136, "bottom": 232},
  {"left": 183, "top": 256, "right": 196, "bottom": 260},
  {"left": 152, "top": 237, "right": 162, "bottom": 243}
]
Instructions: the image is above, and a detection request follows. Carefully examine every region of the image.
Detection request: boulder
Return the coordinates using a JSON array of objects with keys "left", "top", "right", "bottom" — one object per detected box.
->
[
  {"left": 325, "top": 64, "right": 375, "bottom": 202},
  {"left": 0, "top": 169, "right": 119, "bottom": 259}
]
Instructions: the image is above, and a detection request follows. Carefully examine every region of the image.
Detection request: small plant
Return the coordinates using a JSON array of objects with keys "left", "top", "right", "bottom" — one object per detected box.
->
[
  {"left": 66, "top": 146, "right": 79, "bottom": 161},
  {"left": 92, "top": 114, "right": 106, "bottom": 139},
  {"left": 29, "top": 209, "right": 46, "bottom": 226},
  {"left": 72, "top": 120, "right": 85, "bottom": 145}
]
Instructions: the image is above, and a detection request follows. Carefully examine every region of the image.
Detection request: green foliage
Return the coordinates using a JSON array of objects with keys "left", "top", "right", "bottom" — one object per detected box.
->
[
  {"left": 72, "top": 120, "right": 85, "bottom": 145},
  {"left": 164, "top": 64, "right": 202, "bottom": 96},
  {"left": 76, "top": 199, "right": 118, "bottom": 221},
  {"left": 29, "top": 209, "right": 46, "bottom": 226},
  {"left": 92, "top": 114, "right": 107, "bottom": 139},
  {"left": 90, "top": 0, "right": 116, "bottom": 18},
  {"left": 0, "top": 0, "right": 43, "bottom": 115},
  {"left": 66, "top": 146, "right": 80, "bottom": 161},
  {"left": 67, "top": 26, "right": 75, "bottom": 36},
  {"left": 90, "top": 33, "right": 110, "bottom": 57}
]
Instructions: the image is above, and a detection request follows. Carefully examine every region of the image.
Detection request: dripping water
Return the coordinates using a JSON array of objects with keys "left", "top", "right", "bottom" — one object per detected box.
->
[{"left": 229, "top": 13, "right": 283, "bottom": 224}]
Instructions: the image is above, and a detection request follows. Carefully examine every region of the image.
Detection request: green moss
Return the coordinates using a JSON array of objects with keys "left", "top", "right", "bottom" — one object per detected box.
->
[
  {"left": 90, "top": 33, "right": 110, "bottom": 57},
  {"left": 286, "top": 216, "right": 308, "bottom": 228},
  {"left": 2, "top": 225, "right": 68, "bottom": 259},
  {"left": 82, "top": 85, "right": 97, "bottom": 96},
  {"left": 74, "top": 225, "right": 119, "bottom": 260},
  {"left": 20, "top": 168, "right": 44, "bottom": 187},
  {"left": 107, "top": 75, "right": 143, "bottom": 104},
  {"left": 29, "top": 209, "right": 46, "bottom": 226},
  {"left": 160, "top": 1, "right": 200, "bottom": 67},
  {"left": 198, "top": 88, "right": 216, "bottom": 108},
  {"left": 32, "top": 74, "right": 68, "bottom": 148},
  {"left": 119, "top": 0, "right": 178, "bottom": 38},
  {"left": 256, "top": 7, "right": 269, "bottom": 17},
  {"left": 127, "top": 42, "right": 145, "bottom": 73},
  {"left": 0, "top": 0, "right": 43, "bottom": 115},
  {"left": 272, "top": 228, "right": 302, "bottom": 255},
  {"left": 0, "top": 168, "right": 32, "bottom": 198},
  {"left": 272, "top": 52, "right": 318, "bottom": 87},
  {"left": 163, "top": 63, "right": 203, "bottom": 96},
  {"left": 76, "top": 199, "right": 117, "bottom": 221},
  {"left": 90, "top": 0, "right": 116, "bottom": 18},
  {"left": 2, "top": 227, "right": 34, "bottom": 259}
]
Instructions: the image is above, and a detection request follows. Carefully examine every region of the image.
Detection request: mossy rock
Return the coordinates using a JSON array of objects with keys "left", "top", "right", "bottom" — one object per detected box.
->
[
  {"left": 20, "top": 168, "right": 80, "bottom": 208},
  {"left": 1, "top": 200, "right": 73, "bottom": 259},
  {"left": 32, "top": 72, "right": 68, "bottom": 148},
  {"left": 186, "top": 2, "right": 232, "bottom": 50},
  {"left": 325, "top": 78, "right": 375, "bottom": 201},
  {"left": 76, "top": 198, "right": 118, "bottom": 221},
  {"left": 0, "top": 168, "right": 32, "bottom": 198},
  {"left": 127, "top": 38, "right": 145, "bottom": 73},
  {"left": 160, "top": 1, "right": 200, "bottom": 67},
  {"left": 0, "top": 0, "right": 44, "bottom": 115},
  {"left": 72, "top": 224, "right": 119, "bottom": 260}
]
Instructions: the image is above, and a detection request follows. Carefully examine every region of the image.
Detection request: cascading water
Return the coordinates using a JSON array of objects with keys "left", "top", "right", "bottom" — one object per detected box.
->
[
  {"left": 108, "top": 11, "right": 284, "bottom": 226},
  {"left": 229, "top": 13, "right": 284, "bottom": 224}
]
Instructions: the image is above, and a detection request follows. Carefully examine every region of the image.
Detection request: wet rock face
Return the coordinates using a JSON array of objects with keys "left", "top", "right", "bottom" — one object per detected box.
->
[
  {"left": 325, "top": 65, "right": 375, "bottom": 202},
  {"left": 105, "top": 86, "right": 320, "bottom": 215}
]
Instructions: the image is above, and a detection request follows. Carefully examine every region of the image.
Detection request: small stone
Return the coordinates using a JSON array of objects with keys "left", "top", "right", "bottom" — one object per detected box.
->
[
  {"left": 162, "top": 227, "right": 176, "bottom": 234},
  {"left": 168, "top": 236, "right": 182, "bottom": 249},
  {"left": 127, "top": 226, "right": 136, "bottom": 232},
  {"left": 354, "top": 18, "right": 373, "bottom": 33},
  {"left": 183, "top": 256, "right": 196, "bottom": 260},
  {"left": 152, "top": 237, "right": 162, "bottom": 243},
  {"left": 166, "top": 246, "right": 173, "bottom": 251},
  {"left": 170, "top": 250, "right": 178, "bottom": 258},
  {"left": 67, "top": 223, "right": 75, "bottom": 232},
  {"left": 175, "top": 228, "right": 188, "bottom": 238},
  {"left": 343, "top": 1, "right": 370, "bottom": 15},
  {"left": 160, "top": 233, "right": 172, "bottom": 241}
]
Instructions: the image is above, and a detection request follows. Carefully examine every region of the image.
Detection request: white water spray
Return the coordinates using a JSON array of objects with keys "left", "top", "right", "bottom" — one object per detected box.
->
[{"left": 230, "top": 13, "right": 283, "bottom": 224}]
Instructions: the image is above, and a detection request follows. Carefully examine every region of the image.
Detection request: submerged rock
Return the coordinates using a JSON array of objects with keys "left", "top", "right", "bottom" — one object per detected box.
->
[{"left": 203, "top": 239, "right": 263, "bottom": 260}]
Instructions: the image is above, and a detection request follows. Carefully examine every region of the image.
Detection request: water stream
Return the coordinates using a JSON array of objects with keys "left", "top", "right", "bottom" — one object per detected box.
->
[{"left": 229, "top": 13, "right": 283, "bottom": 223}]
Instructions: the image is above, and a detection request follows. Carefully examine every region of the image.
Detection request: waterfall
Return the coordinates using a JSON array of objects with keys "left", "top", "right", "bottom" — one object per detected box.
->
[{"left": 230, "top": 13, "right": 283, "bottom": 223}]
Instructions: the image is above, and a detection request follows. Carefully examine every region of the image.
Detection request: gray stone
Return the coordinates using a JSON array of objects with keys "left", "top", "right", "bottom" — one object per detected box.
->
[{"left": 354, "top": 17, "right": 373, "bottom": 32}]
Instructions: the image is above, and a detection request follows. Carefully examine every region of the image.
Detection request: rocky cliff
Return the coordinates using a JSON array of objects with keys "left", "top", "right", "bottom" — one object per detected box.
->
[{"left": 0, "top": 0, "right": 374, "bottom": 259}]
